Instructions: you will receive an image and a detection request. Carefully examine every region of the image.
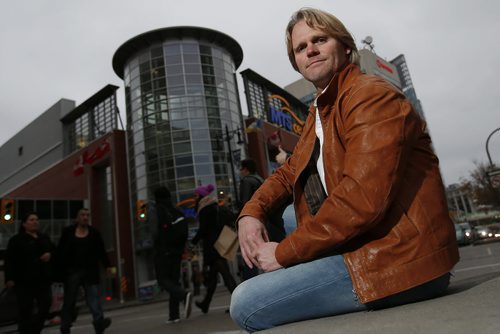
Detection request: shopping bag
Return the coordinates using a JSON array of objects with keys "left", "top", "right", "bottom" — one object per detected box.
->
[
  {"left": 49, "top": 283, "right": 64, "bottom": 314},
  {"left": 214, "top": 225, "right": 239, "bottom": 261}
]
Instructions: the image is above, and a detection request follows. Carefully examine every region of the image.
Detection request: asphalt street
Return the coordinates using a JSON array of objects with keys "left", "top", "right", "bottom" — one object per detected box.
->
[{"left": 1, "top": 241, "right": 499, "bottom": 334}]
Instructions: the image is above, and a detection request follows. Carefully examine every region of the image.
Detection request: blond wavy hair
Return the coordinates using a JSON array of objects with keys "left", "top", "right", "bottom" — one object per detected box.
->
[{"left": 286, "top": 8, "right": 360, "bottom": 71}]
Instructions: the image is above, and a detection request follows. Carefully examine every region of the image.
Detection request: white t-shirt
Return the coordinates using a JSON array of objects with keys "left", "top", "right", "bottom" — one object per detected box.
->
[{"left": 313, "top": 88, "right": 328, "bottom": 195}]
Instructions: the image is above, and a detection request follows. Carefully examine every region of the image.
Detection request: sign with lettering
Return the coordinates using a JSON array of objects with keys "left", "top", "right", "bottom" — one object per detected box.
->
[{"left": 267, "top": 95, "right": 304, "bottom": 135}]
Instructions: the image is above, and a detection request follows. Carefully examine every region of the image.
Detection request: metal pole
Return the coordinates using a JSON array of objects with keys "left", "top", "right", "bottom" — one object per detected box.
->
[
  {"left": 111, "top": 141, "right": 125, "bottom": 304},
  {"left": 225, "top": 124, "right": 240, "bottom": 206},
  {"left": 485, "top": 127, "right": 500, "bottom": 167}
]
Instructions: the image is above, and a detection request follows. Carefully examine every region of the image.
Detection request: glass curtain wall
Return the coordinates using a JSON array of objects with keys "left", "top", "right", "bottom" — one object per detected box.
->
[{"left": 123, "top": 39, "right": 243, "bottom": 283}]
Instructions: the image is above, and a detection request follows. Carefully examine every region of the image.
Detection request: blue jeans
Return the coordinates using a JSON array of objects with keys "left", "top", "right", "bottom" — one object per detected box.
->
[
  {"left": 230, "top": 254, "right": 450, "bottom": 332},
  {"left": 61, "top": 271, "right": 104, "bottom": 331}
]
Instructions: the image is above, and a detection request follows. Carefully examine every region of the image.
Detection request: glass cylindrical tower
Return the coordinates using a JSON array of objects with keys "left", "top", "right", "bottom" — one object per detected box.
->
[{"left": 113, "top": 27, "right": 244, "bottom": 285}]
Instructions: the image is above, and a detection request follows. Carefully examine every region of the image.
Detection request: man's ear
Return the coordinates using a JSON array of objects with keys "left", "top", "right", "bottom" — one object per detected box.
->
[{"left": 346, "top": 49, "right": 351, "bottom": 55}]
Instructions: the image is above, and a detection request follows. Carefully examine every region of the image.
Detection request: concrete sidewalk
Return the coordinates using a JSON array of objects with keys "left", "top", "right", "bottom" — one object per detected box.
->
[{"left": 262, "top": 273, "right": 500, "bottom": 334}]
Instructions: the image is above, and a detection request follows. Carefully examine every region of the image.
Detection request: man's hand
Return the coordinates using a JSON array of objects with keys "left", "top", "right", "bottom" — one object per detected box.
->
[
  {"left": 40, "top": 252, "right": 51, "bottom": 262},
  {"left": 275, "top": 145, "right": 288, "bottom": 166},
  {"left": 255, "top": 242, "right": 282, "bottom": 272},
  {"left": 238, "top": 216, "right": 269, "bottom": 269},
  {"left": 5, "top": 280, "right": 15, "bottom": 289}
]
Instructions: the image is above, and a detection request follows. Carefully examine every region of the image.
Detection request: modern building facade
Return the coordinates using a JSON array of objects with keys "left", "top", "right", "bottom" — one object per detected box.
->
[
  {"left": 446, "top": 183, "right": 477, "bottom": 222},
  {"left": 240, "top": 69, "right": 308, "bottom": 176},
  {"left": 358, "top": 49, "right": 401, "bottom": 89},
  {"left": 112, "top": 26, "right": 246, "bottom": 287},
  {"left": 391, "top": 54, "right": 425, "bottom": 120}
]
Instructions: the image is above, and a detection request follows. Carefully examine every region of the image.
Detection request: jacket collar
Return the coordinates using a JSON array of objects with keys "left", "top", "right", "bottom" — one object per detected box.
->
[
  {"left": 197, "top": 194, "right": 218, "bottom": 214},
  {"left": 309, "top": 63, "right": 361, "bottom": 117}
]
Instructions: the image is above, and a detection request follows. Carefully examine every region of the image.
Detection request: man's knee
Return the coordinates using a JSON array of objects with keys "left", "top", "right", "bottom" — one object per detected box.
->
[{"left": 230, "top": 282, "right": 250, "bottom": 326}]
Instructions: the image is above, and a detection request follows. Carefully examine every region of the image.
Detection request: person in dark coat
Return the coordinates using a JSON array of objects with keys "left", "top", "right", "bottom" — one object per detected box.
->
[
  {"left": 153, "top": 187, "right": 192, "bottom": 323},
  {"left": 55, "top": 208, "right": 112, "bottom": 334},
  {"left": 191, "top": 184, "right": 237, "bottom": 314},
  {"left": 4, "top": 212, "right": 55, "bottom": 334}
]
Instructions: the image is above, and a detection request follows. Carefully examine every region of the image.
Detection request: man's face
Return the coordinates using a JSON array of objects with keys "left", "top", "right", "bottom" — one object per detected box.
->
[
  {"left": 240, "top": 167, "right": 249, "bottom": 177},
  {"left": 77, "top": 210, "right": 90, "bottom": 226},
  {"left": 291, "top": 20, "right": 348, "bottom": 91},
  {"left": 23, "top": 214, "right": 40, "bottom": 234}
]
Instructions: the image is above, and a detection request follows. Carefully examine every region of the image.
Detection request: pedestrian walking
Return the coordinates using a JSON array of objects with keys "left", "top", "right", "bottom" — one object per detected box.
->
[
  {"left": 4, "top": 212, "right": 55, "bottom": 334},
  {"left": 153, "top": 187, "right": 192, "bottom": 324},
  {"left": 56, "top": 208, "right": 112, "bottom": 334},
  {"left": 191, "top": 184, "right": 237, "bottom": 314}
]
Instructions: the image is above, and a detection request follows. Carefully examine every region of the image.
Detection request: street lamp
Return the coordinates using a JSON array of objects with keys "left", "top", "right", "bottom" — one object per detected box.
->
[
  {"left": 485, "top": 127, "right": 500, "bottom": 167},
  {"left": 485, "top": 127, "right": 500, "bottom": 191},
  {"left": 216, "top": 124, "right": 244, "bottom": 207}
]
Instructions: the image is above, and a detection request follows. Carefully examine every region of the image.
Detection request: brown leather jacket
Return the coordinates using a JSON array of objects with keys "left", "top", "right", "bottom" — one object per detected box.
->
[{"left": 239, "top": 63, "right": 459, "bottom": 303}]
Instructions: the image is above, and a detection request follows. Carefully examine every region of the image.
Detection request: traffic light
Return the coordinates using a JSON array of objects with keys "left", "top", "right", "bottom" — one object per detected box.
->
[
  {"left": 1, "top": 199, "right": 15, "bottom": 224},
  {"left": 136, "top": 200, "right": 147, "bottom": 222}
]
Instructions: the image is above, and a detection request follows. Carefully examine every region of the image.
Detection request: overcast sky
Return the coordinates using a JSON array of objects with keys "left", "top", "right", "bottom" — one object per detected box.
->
[{"left": 1, "top": 0, "right": 499, "bottom": 186}]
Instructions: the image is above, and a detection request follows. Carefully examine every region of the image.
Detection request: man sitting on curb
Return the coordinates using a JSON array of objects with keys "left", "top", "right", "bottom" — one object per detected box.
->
[{"left": 230, "top": 7, "right": 459, "bottom": 332}]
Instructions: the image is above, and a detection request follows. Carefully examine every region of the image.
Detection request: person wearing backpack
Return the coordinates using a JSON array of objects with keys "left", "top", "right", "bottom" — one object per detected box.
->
[
  {"left": 191, "top": 184, "right": 237, "bottom": 314},
  {"left": 153, "top": 187, "right": 192, "bottom": 324}
]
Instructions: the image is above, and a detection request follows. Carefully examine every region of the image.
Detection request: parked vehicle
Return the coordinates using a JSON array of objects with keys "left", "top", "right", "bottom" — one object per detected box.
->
[
  {"left": 474, "top": 225, "right": 494, "bottom": 240},
  {"left": 455, "top": 222, "right": 474, "bottom": 246}
]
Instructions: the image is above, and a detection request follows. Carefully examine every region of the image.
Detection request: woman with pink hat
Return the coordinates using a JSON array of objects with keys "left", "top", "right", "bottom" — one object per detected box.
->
[{"left": 191, "top": 184, "right": 237, "bottom": 314}]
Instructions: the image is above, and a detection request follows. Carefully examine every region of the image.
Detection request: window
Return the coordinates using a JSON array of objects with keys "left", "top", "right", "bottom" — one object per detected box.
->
[
  {"left": 184, "top": 64, "right": 201, "bottom": 74},
  {"left": 166, "top": 65, "right": 183, "bottom": 75},
  {"left": 175, "top": 154, "right": 193, "bottom": 166},
  {"left": 174, "top": 142, "right": 191, "bottom": 154},
  {"left": 53, "top": 201, "right": 68, "bottom": 219},
  {"left": 167, "top": 75, "right": 184, "bottom": 87},
  {"left": 65, "top": 92, "right": 118, "bottom": 154},
  {"left": 185, "top": 74, "right": 202, "bottom": 85},
  {"left": 171, "top": 130, "right": 190, "bottom": 142},
  {"left": 199, "top": 45, "right": 212, "bottom": 55},
  {"left": 182, "top": 43, "right": 199, "bottom": 54},
  {"left": 183, "top": 54, "right": 200, "bottom": 64},
  {"left": 165, "top": 54, "right": 182, "bottom": 66},
  {"left": 186, "top": 85, "right": 204, "bottom": 95},
  {"left": 192, "top": 140, "right": 211, "bottom": 152},
  {"left": 176, "top": 165, "right": 194, "bottom": 178},
  {"left": 171, "top": 119, "right": 189, "bottom": 131},
  {"left": 17, "top": 200, "right": 34, "bottom": 218},
  {"left": 195, "top": 164, "right": 213, "bottom": 176},
  {"left": 190, "top": 118, "right": 208, "bottom": 129},
  {"left": 177, "top": 177, "right": 196, "bottom": 191},
  {"left": 36, "top": 200, "right": 52, "bottom": 220},
  {"left": 164, "top": 44, "right": 181, "bottom": 55}
]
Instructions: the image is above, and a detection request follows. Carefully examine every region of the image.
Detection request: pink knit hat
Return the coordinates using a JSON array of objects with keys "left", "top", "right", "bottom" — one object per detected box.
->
[{"left": 194, "top": 184, "right": 215, "bottom": 198}]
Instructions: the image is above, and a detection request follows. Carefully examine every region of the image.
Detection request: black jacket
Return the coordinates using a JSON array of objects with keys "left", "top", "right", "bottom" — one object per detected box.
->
[
  {"left": 4, "top": 232, "right": 55, "bottom": 287},
  {"left": 55, "top": 225, "right": 110, "bottom": 284},
  {"left": 154, "top": 200, "right": 188, "bottom": 257},
  {"left": 239, "top": 174, "right": 264, "bottom": 210},
  {"left": 192, "top": 201, "right": 223, "bottom": 264},
  {"left": 239, "top": 174, "right": 287, "bottom": 242}
]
